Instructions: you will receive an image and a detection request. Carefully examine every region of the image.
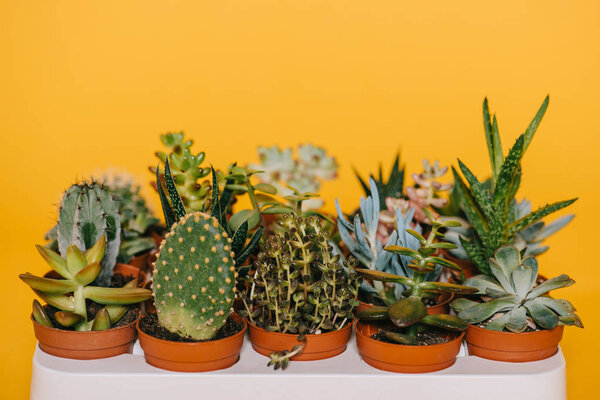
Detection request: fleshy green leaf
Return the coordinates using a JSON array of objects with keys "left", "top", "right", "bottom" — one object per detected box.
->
[
  {"left": 523, "top": 299, "right": 559, "bottom": 330},
  {"left": 229, "top": 209, "right": 260, "bottom": 232},
  {"left": 73, "top": 261, "right": 102, "bottom": 286},
  {"left": 388, "top": 296, "right": 427, "bottom": 327},
  {"left": 354, "top": 268, "right": 415, "bottom": 287},
  {"left": 164, "top": 158, "right": 187, "bottom": 220},
  {"left": 35, "top": 245, "right": 71, "bottom": 279},
  {"left": 493, "top": 135, "right": 524, "bottom": 210},
  {"left": 32, "top": 300, "right": 53, "bottom": 328},
  {"left": 92, "top": 308, "right": 111, "bottom": 331},
  {"left": 522, "top": 95, "right": 549, "bottom": 152},
  {"left": 527, "top": 274, "right": 574, "bottom": 300},
  {"left": 384, "top": 331, "right": 416, "bottom": 345},
  {"left": 156, "top": 164, "right": 176, "bottom": 229},
  {"left": 417, "top": 281, "right": 478, "bottom": 294},
  {"left": 84, "top": 235, "right": 106, "bottom": 265},
  {"left": 254, "top": 183, "right": 278, "bottom": 195},
  {"left": 65, "top": 245, "right": 87, "bottom": 276},
  {"left": 358, "top": 306, "right": 389, "bottom": 321},
  {"left": 505, "top": 307, "right": 528, "bottom": 333},
  {"left": 84, "top": 287, "right": 151, "bottom": 305},
  {"left": 421, "top": 314, "right": 467, "bottom": 331},
  {"left": 55, "top": 311, "right": 84, "bottom": 327},
  {"left": 458, "top": 298, "right": 517, "bottom": 323},
  {"left": 19, "top": 273, "right": 79, "bottom": 295}
]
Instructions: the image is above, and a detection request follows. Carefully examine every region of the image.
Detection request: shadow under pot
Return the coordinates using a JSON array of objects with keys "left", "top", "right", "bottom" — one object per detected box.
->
[
  {"left": 354, "top": 319, "right": 464, "bottom": 373},
  {"left": 465, "top": 324, "right": 564, "bottom": 362},
  {"left": 247, "top": 319, "right": 353, "bottom": 361},
  {"left": 356, "top": 292, "right": 454, "bottom": 315},
  {"left": 32, "top": 308, "right": 141, "bottom": 360},
  {"left": 137, "top": 313, "right": 247, "bottom": 372}
]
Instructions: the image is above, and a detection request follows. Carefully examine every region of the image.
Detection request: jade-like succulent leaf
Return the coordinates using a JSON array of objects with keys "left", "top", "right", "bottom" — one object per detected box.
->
[
  {"left": 32, "top": 300, "right": 53, "bottom": 328},
  {"left": 33, "top": 290, "right": 74, "bottom": 311},
  {"left": 254, "top": 183, "right": 278, "bottom": 195},
  {"left": 91, "top": 308, "right": 111, "bottom": 331},
  {"left": 74, "top": 261, "right": 102, "bottom": 286},
  {"left": 83, "top": 235, "right": 106, "bottom": 265},
  {"left": 55, "top": 311, "right": 84, "bottom": 327},
  {"left": 526, "top": 274, "right": 574, "bottom": 300},
  {"left": 66, "top": 245, "right": 87, "bottom": 276},
  {"left": 354, "top": 268, "right": 415, "bottom": 287},
  {"left": 405, "top": 229, "right": 426, "bottom": 245},
  {"left": 488, "top": 259, "right": 515, "bottom": 295},
  {"left": 384, "top": 331, "right": 416, "bottom": 345},
  {"left": 463, "top": 275, "right": 504, "bottom": 295},
  {"left": 421, "top": 314, "right": 467, "bottom": 331},
  {"left": 35, "top": 245, "right": 71, "bottom": 279},
  {"left": 458, "top": 298, "right": 517, "bottom": 323},
  {"left": 358, "top": 306, "right": 389, "bottom": 321},
  {"left": 511, "top": 265, "right": 533, "bottom": 300},
  {"left": 450, "top": 297, "right": 479, "bottom": 313},
  {"left": 229, "top": 209, "right": 260, "bottom": 231},
  {"left": 492, "top": 246, "right": 521, "bottom": 278},
  {"left": 19, "top": 274, "right": 78, "bottom": 295},
  {"left": 384, "top": 245, "right": 422, "bottom": 260},
  {"left": 521, "top": 256, "right": 539, "bottom": 290},
  {"left": 523, "top": 299, "right": 559, "bottom": 330},
  {"left": 484, "top": 312, "right": 511, "bottom": 331},
  {"left": 84, "top": 286, "right": 151, "bottom": 305},
  {"left": 388, "top": 296, "right": 427, "bottom": 328},
  {"left": 505, "top": 307, "right": 528, "bottom": 333},
  {"left": 425, "top": 256, "right": 461, "bottom": 271},
  {"left": 417, "top": 281, "right": 478, "bottom": 294}
]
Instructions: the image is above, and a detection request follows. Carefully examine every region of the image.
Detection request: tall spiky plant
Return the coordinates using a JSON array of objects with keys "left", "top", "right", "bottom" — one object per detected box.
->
[
  {"left": 354, "top": 152, "right": 405, "bottom": 210},
  {"left": 452, "top": 96, "right": 577, "bottom": 275}
]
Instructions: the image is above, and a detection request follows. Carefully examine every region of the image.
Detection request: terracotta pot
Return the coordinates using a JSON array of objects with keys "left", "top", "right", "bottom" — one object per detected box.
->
[
  {"left": 137, "top": 313, "right": 247, "bottom": 372},
  {"left": 113, "top": 263, "right": 146, "bottom": 282},
  {"left": 355, "top": 320, "right": 464, "bottom": 373},
  {"left": 247, "top": 319, "right": 353, "bottom": 361},
  {"left": 357, "top": 292, "right": 454, "bottom": 315},
  {"left": 465, "top": 324, "right": 563, "bottom": 362},
  {"left": 32, "top": 310, "right": 140, "bottom": 359}
]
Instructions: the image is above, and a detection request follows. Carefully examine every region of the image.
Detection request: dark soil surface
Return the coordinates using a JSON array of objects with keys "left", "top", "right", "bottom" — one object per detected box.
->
[
  {"left": 110, "top": 273, "right": 135, "bottom": 288},
  {"left": 139, "top": 313, "right": 243, "bottom": 342},
  {"left": 372, "top": 328, "right": 449, "bottom": 346}
]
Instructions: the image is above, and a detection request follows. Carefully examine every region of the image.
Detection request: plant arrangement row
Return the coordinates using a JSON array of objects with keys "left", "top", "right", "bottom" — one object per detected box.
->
[{"left": 21, "top": 96, "right": 582, "bottom": 373}]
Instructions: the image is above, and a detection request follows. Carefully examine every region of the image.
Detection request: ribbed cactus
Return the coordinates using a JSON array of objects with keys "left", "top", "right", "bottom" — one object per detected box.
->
[
  {"left": 153, "top": 211, "right": 235, "bottom": 340},
  {"left": 57, "top": 183, "right": 121, "bottom": 286}
]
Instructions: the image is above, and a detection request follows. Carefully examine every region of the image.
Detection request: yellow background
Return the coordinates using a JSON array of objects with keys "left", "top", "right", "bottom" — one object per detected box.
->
[{"left": 1, "top": 1, "right": 598, "bottom": 398}]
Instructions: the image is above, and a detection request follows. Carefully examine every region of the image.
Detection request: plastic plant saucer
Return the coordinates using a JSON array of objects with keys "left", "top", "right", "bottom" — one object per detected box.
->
[{"left": 30, "top": 334, "right": 566, "bottom": 400}]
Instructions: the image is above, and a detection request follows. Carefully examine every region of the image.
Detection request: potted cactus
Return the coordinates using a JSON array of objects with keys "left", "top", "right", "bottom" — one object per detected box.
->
[
  {"left": 20, "top": 236, "right": 152, "bottom": 359},
  {"left": 451, "top": 245, "right": 583, "bottom": 362},
  {"left": 240, "top": 213, "right": 361, "bottom": 369},
  {"left": 336, "top": 180, "right": 455, "bottom": 314},
  {"left": 135, "top": 165, "right": 261, "bottom": 372},
  {"left": 353, "top": 214, "right": 477, "bottom": 373}
]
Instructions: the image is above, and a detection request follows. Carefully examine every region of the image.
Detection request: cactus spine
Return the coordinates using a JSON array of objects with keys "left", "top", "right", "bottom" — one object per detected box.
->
[
  {"left": 57, "top": 183, "right": 121, "bottom": 286},
  {"left": 153, "top": 212, "right": 235, "bottom": 340}
]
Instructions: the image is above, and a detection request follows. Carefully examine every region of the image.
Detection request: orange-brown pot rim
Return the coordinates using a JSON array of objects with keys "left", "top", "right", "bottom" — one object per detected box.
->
[
  {"left": 137, "top": 312, "right": 247, "bottom": 347},
  {"left": 246, "top": 318, "right": 355, "bottom": 338},
  {"left": 355, "top": 320, "right": 465, "bottom": 349},
  {"left": 467, "top": 323, "right": 563, "bottom": 336},
  {"left": 31, "top": 308, "right": 141, "bottom": 335}
]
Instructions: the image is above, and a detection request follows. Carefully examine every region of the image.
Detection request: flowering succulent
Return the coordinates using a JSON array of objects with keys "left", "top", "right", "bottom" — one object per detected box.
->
[
  {"left": 248, "top": 144, "right": 338, "bottom": 210},
  {"left": 150, "top": 132, "right": 212, "bottom": 212},
  {"left": 403, "top": 160, "right": 453, "bottom": 223},
  {"left": 451, "top": 246, "right": 582, "bottom": 332},
  {"left": 21, "top": 236, "right": 151, "bottom": 331},
  {"left": 451, "top": 97, "right": 576, "bottom": 275},
  {"left": 356, "top": 217, "right": 476, "bottom": 345},
  {"left": 241, "top": 214, "right": 361, "bottom": 368}
]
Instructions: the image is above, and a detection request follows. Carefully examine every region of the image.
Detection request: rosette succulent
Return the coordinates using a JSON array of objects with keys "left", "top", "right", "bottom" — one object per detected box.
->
[
  {"left": 451, "top": 246, "right": 582, "bottom": 332},
  {"left": 248, "top": 144, "right": 338, "bottom": 210}
]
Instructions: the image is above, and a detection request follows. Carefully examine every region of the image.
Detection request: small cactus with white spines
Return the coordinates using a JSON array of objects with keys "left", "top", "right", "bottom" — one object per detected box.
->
[
  {"left": 57, "top": 182, "right": 121, "bottom": 286},
  {"left": 153, "top": 212, "right": 236, "bottom": 340}
]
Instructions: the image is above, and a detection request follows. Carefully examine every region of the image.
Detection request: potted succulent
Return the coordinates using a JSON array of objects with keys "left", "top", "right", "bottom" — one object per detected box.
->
[
  {"left": 44, "top": 181, "right": 152, "bottom": 285},
  {"left": 136, "top": 164, "right": 261, "bottom": 372},
  {"left": 445, "top": 97, "right": 576, "bottom": 278},
  {"left": 240, "top": 213, "right": 361, "bottom": 369},
  {"left": 20, "top": 235, "right": 152, "bottom": 359},
  {"left": 451, "top": 245, "right": 582, "bottom": 362},
  {"left": 336, "top": 179, "right": 454, "bottom": 314},
  {"left": 354, "top": 213, "right": 477, "bottom": 373}
]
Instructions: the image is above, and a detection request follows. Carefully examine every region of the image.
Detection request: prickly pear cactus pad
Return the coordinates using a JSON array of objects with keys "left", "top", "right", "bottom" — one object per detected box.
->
[{"left": 153, "top": 212, "right": 235, "bottom": 340}]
